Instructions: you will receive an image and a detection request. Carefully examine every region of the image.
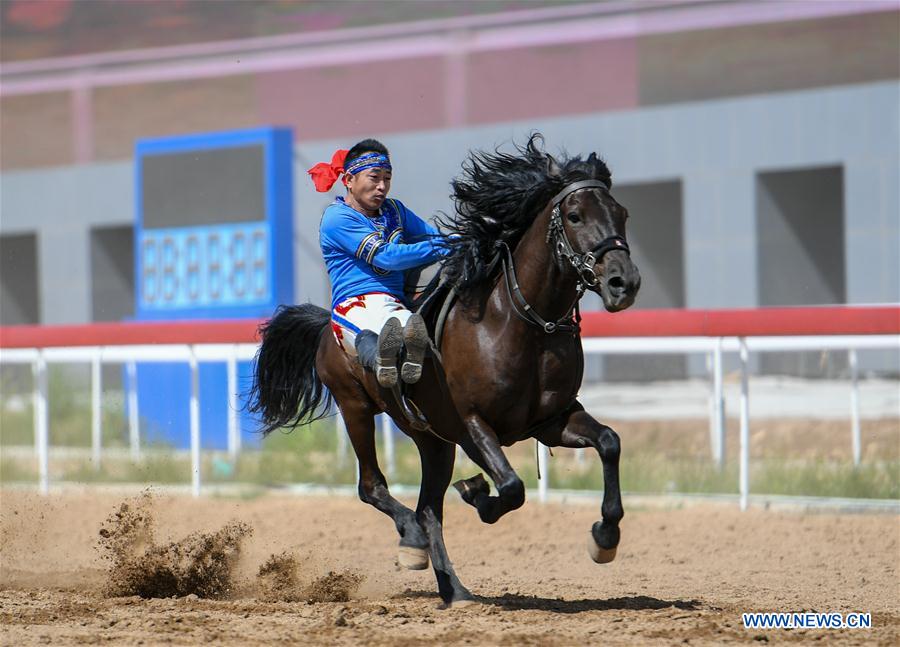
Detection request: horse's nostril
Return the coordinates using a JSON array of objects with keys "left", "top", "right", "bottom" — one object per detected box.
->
[{"left": 608, "top": 276, "right": 625, "bottom": 291}]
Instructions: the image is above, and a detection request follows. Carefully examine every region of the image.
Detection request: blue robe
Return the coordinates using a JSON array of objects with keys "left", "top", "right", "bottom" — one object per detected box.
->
[{"left": 320, "top": 197, "right": 445, "bottom": 310}]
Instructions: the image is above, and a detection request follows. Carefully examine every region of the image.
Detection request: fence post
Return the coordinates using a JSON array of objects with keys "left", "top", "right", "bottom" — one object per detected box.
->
[
  {"left": 849, "top": 348, "right": 861, "bottom": 466},
  {"left": 335, "top": 406, "right": 348, "bottom": 469},
  {"left": 91, "top": 349, "right": 102, "bottom": 470},
  {"left": 226, "top": 347, "right": 239, "bottom": 459},
  {"left": 189, "top": 346, "right": 201, "bottom": 497},
  {"left": 537, "top": 440, "right": 549, "bottom": 503},
  {"left": 126, "top": 360, "right": 140, "bottom": 462},
  {"left": 707, "top": 351, "right": 714, "bottom": 460},
  {"left": 32, "top": 350, "right": 49, "bottom": 495},
  {"left": 380, "top": 413, "right": 395, "bottom": 479},
  {"left": 738, "top": 338, "right": 750, "bottom": 511},
  {"left": 712, "top": 337, "right": 726, "bottom": 468}
]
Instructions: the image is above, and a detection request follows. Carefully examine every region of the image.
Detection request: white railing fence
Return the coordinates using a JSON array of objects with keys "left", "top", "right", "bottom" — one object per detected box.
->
[{"left": 2, "top": 333, "right": 897, "bottom": 510}]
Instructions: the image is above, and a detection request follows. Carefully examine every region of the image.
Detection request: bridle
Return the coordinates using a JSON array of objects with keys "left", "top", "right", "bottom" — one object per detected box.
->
[
  {"left": 546, "top": 179, "right": 630, "bottom": 289},
  {"left": 499, "top": 179, "right": 631, "bottom": 335}
]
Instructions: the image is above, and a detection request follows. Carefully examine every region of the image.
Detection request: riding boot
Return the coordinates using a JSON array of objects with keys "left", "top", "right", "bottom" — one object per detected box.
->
[
  {"left": 354, "top": 330, "right": 379, "bottom": 371},
  {"left": 377, "top": 317, "right": 403, "bottom": 388},
  {"left": 401, "top": 313, "right": 429, "bottom": 384},
  {"left": 354, "top": 321, "right": 402, "bottom": 388}
]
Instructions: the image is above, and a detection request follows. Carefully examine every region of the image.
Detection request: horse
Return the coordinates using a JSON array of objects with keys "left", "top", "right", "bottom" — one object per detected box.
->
[{"left": 249, "top": 135, "right": 641, "bottom": 607}]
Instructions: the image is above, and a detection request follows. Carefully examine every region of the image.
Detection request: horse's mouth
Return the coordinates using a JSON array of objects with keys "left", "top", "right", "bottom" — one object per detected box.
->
[
  {"left": 601, "top": 291, "right": 636, "bottom": 312},
  {"left": 594, "top": 263, "right": 640, "bottom": 312}
]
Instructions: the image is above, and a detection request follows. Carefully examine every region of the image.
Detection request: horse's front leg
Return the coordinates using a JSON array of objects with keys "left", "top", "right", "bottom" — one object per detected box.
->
[
  {"left": 534, "top": 403, "right": 623, "bottom": 563},
  {"left": 452, "top": 414, "right": 525, "bottom": 524}
]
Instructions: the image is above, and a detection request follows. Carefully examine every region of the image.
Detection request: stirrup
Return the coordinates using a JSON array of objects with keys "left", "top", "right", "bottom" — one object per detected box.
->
[
  {"left": 401, "top": 314, "right": 429, "bottom": 384},
  {"left": 376, "top": 317, "right": 402, "bottom": 388},
  {"left": 390, "top": 384, "right": 433, "bottom": 434}
]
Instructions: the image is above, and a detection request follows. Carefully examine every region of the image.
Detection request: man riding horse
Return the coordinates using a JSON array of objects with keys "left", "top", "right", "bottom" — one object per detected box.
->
[
  {"left": 251, "top": 135, "right": 641, "bottom": 607},
  {"left": 308, "top": 139, "right": 450, "bottom": 388}
]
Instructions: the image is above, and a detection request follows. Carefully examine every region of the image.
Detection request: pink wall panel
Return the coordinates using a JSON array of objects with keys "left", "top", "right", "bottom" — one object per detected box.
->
[
  {"left": 466, "top": 38, "right": 639, "bottom": 125},
  {"left": 255, "top": 56, "right": 445, "bottom": 142}
]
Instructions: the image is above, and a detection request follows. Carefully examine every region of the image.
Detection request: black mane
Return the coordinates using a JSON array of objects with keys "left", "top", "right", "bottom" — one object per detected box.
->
[{"left": 433, "top": 134, "right": 612, "bottom": 300}]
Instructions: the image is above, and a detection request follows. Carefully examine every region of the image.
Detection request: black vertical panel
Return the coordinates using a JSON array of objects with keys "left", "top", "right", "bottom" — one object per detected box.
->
[
  {"left": 90, "top": 225, "right": 134, "bottom": 322},
  {"left": 757, "top": 166, "right": 845, "bottom": 306},
  {"left": 142, "top": 145, "right": 265, "bottom": 229},
  {"left": 603, "top": 180, "right": 686, "bottom": 382},
  {"left": 0, "top": 232, "right": 40, "bottom": 324},
  {"left": 756, "top": 165, "right": 846, "bottom": 376}
]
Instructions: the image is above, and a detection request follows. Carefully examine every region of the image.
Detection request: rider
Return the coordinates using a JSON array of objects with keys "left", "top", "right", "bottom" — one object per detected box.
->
[{"left": 309, "top": 139, "right": 448, "bottom": 389}]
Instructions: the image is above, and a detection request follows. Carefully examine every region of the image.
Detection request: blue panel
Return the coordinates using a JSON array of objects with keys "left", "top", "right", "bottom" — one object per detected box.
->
[
  {"left": 138, "top": 222, "right": 270, "bottom": 311},
  {"left": 131, "top": 126, "right": 294, "bottom": 446},
  {"left": 134, "top": 126, "right": 294, "bottom": 320},
  {"left": 269, "top": 128, "right": 296, "bottom": 307},
  {"left": 136, "top": 127, "right": 285, "bottom": 156},
  {"left": 133, "top": 361, "right": 262, "bottom": 451}
]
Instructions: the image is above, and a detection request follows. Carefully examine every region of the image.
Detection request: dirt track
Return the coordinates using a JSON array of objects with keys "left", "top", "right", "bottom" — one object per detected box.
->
[{"left": 1, "top": 490, "right": 898, "bottom": 645}]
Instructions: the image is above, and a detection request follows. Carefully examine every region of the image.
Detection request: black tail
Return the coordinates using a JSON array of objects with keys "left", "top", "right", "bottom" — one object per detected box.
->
[{"left": 248, "top": 304, "right": 333, "bottom": 436}]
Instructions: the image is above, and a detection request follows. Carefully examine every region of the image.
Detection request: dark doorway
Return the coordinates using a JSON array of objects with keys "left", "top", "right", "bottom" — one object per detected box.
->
[
  {"left": 756, "top": 166, "right": 845, "bottom": 376},
  {"left": 0, "top": 232, "right": 40, "bottom": 324},
  {"left": 90, "top": 225, "right": 134, "bottom": 322}
]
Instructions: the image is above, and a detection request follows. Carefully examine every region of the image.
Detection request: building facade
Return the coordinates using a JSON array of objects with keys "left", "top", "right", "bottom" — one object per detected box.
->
[{"left": 1, "top": 1, "right": 898, "bottom": 375}]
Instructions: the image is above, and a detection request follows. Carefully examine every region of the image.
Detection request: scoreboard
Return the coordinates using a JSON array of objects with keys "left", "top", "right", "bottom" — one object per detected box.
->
[
  {"left": 135, "top": 127, "right": 294, "bottom": 319},
  {"left": 132, "top": 127, "right": 294, "bottom": 451}
]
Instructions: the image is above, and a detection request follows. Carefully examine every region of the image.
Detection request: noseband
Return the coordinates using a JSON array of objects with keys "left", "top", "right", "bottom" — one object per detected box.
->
[
  {"left": 546, "top": 179, "right": 630, "bottom": 287},
  {"left": 498, "top": 179, "right": 631, "bottom": 335}
]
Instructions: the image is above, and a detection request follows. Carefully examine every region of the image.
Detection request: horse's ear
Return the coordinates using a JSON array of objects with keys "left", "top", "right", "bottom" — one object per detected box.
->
[
  {"left": 546, "top": 153, "right": 562, "bottom": 177},
  {"left": 587, "top": 152, "right": 598, "bottom": 163}
]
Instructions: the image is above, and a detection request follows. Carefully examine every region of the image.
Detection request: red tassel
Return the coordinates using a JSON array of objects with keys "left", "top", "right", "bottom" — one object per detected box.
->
[{"left": 307, "top": 149, "right": 349, "bottom": 192}]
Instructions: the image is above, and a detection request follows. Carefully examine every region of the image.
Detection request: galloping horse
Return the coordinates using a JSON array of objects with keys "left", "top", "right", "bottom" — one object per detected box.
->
[{"left": 249, "top": 136, "right": 641, "bottom": 606}]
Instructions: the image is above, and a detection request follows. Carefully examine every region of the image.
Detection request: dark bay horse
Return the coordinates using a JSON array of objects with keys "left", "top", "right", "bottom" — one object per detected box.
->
[{"left": 249, "top": 136, "right": 641, "bottom": 607}]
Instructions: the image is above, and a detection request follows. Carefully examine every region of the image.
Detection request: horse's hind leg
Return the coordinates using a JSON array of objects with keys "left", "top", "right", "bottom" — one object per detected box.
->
[
  {"left": 413, "top": 433, "right": 474, "bottom": 607},
  {"left": 534, "top": 403, "right": 623, "bottom": 564},
  {"left": 339, "top": 401, "right": 430, "bottom": 569}
]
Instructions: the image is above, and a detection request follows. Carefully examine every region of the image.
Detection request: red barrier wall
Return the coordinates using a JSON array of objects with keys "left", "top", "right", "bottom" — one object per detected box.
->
[
  {"left": 1, "top": 307, "right": 898, "bottom": 349},
  {"left": 0, "top": 319, "right": 261, "bottom": 349},
  {"left": 578, "top": 306, "right": 900, "bottom": 338}
]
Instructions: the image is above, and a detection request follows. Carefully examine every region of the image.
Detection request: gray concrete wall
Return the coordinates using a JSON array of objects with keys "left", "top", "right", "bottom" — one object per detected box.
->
[
  {"left": 1, "top": 162, "right": 133, "bottom": 324},
  {"left": 2, "top": 81, "right": 897, "bottom": 373}
]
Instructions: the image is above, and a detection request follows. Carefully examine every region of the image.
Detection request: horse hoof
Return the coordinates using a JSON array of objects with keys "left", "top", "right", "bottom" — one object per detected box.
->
[
  {"left": 453, "top": 474, "right": 489, "bottom": 505},
  {"left": 588, "top": 533, "right": 618, "bottom": 564},
  {"left": 438, "top": 596, "right": 477, "bottom": 610},
  {"left": 398, "top": 546, "right": 429, "bottom": 570},
  {"left": 449, "top": 597, "right": 478, "bottom": 609}
]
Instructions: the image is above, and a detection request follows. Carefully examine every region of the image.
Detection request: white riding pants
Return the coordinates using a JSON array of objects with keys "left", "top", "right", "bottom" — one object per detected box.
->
[{"left": 330, "top": 292, "right": 413, "bottom": 358}]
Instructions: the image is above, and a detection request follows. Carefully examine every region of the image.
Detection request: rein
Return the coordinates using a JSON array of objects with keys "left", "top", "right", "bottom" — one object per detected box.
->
[
  {"left": 498, "top": 241, "right": 581, "bottom": 334},
  {"left": 497, "top": 179, "right": 631, "bottom": 336}
]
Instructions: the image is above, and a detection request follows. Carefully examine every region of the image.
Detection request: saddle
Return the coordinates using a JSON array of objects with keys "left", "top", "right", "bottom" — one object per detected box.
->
[
  {"left": 391, "top": 268, "right": 458, "bottom": 438},
  {"left": 407, "top": 267, "right": 457, "bottom": 354}
]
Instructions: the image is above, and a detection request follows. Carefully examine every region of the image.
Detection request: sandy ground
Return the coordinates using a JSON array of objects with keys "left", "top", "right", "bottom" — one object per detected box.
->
[{"left": 1, "top": 490, "right": 898, "bottom": 646}]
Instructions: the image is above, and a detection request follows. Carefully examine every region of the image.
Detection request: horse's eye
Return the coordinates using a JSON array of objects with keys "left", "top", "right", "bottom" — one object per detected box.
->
[{"left": 566, "top": 212, "right": 580, "bottom": 223}]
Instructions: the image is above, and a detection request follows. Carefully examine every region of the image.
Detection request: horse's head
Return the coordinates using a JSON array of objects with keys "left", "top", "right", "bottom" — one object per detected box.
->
[{"left": 547, "top": 155, "right": 641, "bottom": 312}]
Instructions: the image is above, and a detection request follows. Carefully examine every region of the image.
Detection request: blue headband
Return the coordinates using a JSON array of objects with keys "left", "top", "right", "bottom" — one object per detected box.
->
[{"left": 344, "top": 152, "right": 391, "bottom": 176}]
